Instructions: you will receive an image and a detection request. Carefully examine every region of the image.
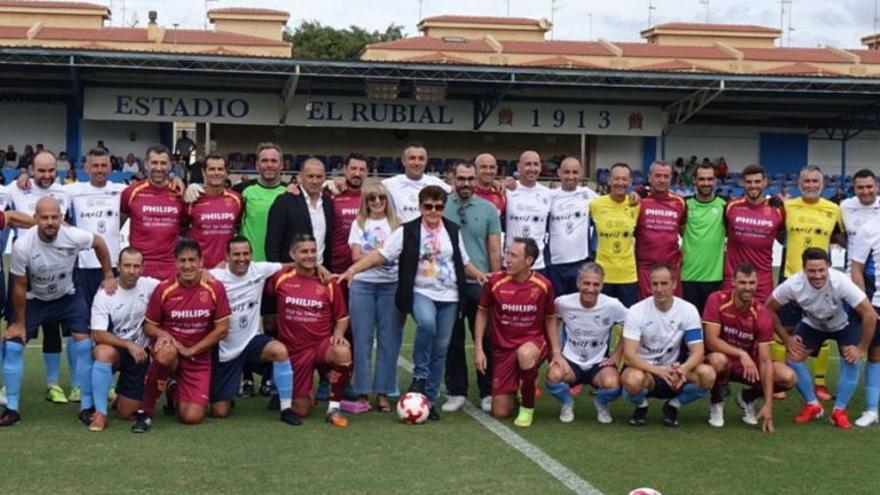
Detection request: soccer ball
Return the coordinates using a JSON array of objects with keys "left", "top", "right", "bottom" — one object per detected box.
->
[
  {"left": 628, "top": 488, "right": 662, "bottom": 495},
  {"left": 396, "top": 392, "right": 430, "bottom": 424}
]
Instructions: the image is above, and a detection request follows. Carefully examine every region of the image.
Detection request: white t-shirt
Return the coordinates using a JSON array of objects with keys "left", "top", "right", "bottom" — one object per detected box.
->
[
  {"left": 348, "top": 217, "right": 398, "bottom": 284},
  {"left": 771, "top": 269, "right": 867, "bottom": 332},
  {"left": 90, "top": 276, "right": 160, "bottom": 349},
  {"left": 211, "top": 262, "right": 283, "bottom": 362},
  {"left": 5, "top": 181, "right": 71, "bottom": 221},
  {"left": 850, "top": 215, "right": 880, "bottom": 307},
  {"left": 10, "top": 224, "right": 94, "bottom": 301},
  {"left": 382, "top": 174, "right": 451, "bottom": 223},
  {"left": 840, "top": 196, "right": 880, "bottom": 273},
  {"left": 556, "top": 293, "right": 628, "bottom": 369},
  {"left": 548, "top": 186, "right": 599, "bottom": 265},
  {"left": 622, "top": 297, "right": 703, "bottom": 366},
  {"left": 380, "top": 223, "right": 470, "bottom": 302},
  {"left": 301, "top": 187, "right": 327, "bottom": 265},
  {"left": 63, "top": 181, "right": 126, "bottom": 268},
  {"left": 505, "top": 181, "right": 553, "bottom": 270}
]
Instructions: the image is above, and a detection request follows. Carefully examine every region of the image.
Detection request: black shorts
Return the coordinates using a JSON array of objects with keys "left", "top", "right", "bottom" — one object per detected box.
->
[
  {"left": 210, "top": 334, "right": 273, "bottom": 403},
  {"left": 115, "top": 346, "right": 150, "bottom": 401},
  {"left": 565, "top": 358, "right": 602, "bottom": 386},
  {"left": 795, "top": 321, "right": 861, "bottom": 356},
  {"left": 647, "top": 373, "right": 680, "bottom": 400},
  {"left": 681, "top": 280, "right": 722, "bottom": 315}
]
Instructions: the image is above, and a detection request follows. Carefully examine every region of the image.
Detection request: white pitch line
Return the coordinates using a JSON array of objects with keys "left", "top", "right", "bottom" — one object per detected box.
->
[{"left": 396, "top": 356, "right": 603, "bottom": 495}]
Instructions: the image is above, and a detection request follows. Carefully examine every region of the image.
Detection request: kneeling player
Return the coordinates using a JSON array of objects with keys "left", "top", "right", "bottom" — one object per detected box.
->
[
  {"left": 545, "top": 262, "right": 627, "bottom": 424},
  {"left": 620, "top": 264, "right": 716, "bottom": 427},
  {"left": 209, "top": 236, "right": 298, "bottom": 426},
  {"left": 703, "top": 263, "right": 796, "bottom": 432},
  {"left": 133, "top": 239, "right": 231, "bottom": 432},
  {"left": 89, "top": 247, "right": 161, "bottom": 431},
  {"left": 474, "top": 238, "right": 560, "bottom": 428},
  {"left": 270, "top": 234, "right": 352, "bottom": 427}
]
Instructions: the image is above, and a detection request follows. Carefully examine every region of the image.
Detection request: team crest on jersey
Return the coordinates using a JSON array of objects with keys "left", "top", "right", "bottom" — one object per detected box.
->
[
  {"left": 97, "top": 220, "right": 106, "bottom": 234},
  {"left": 224, "top": 198, "right": 235, "bottom": 207},
  {"left": 315, "top": 285, "right": 326, "bottom": 295},
  {"left": 522, "top": 225, "right": 531, "bottom": 237},
  {"left": 239, "top": 315, "right": 248, "bottom": 328},
  {"left": 199, "top": 291, "right": 210, "bottom": 303},
  {"left": 565, "top": 221, "right": 574, "bottom": 234},
  {"left": 529, "top": 287, "right": 541, "bottom": 299}
]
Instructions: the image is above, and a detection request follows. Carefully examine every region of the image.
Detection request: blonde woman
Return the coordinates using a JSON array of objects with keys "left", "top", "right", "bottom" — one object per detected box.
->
[{"left": 347, "top": 183, "right": 401, "bottom": 412}]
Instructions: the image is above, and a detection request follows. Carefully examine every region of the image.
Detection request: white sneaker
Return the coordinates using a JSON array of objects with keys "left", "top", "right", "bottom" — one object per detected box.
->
[
  {"left": 735, "top": 391, "right": 758, "bottom": 426},
  {"left": 559, "top": 402, "right": 575, "bottom": 423},
  {"left": 708, "top": 402, "right": 725, "bottom": 427},
  {"left": 441, "top": 395, "right": 467, "bottom": 412},
  {"left": 855, "top": 410, "right": 879, "bottom": 428},
  {"left": 480, "top": 396, "right": 492, "bottom": 413},
  {"left": 593, "top": 398, "right": 612, "bottom": 424}
]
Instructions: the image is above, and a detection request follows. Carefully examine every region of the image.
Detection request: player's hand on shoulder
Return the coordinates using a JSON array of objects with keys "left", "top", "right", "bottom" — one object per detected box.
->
[
  {"left": 170, "top": 177, "right": 186, "bottom": 197},
  {"left": 199, "top": 269, "right": 215, "bottom": 284},
  {"left": 627, "top": 191, "right": 641, "bottom": 206},
  {"left": 183, "top": 183, "right": 205, "bottom": 204},
  {"left": 16, "top": 171, "right": 31, "bottom": 190},
  {"left": 3, "top": 322, "right": 26, "bottom": 343},
  {"left": 502, "top": 177, "right": 517, "bottom": 191},
  {"left": 317, "top": 266, "right": 334, "bottom": 285},
  {"left": 767, "top": 194, "right": 784, "bottom": 208},
  {"left": 101, "top": 276, "right": 118, "bottom": 296}
]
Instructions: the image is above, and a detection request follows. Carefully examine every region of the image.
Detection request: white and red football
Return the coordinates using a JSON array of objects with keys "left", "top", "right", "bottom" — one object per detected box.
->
[
  {"left": 629, "top": 488, "right": 662, "bottom": 495},
  {"left": 396, "top": 392, "right": 430, "bottom": 424}
]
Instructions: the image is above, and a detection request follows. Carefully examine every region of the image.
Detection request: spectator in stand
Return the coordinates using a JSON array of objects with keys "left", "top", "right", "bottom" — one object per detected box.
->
[
  {"left": 56, "top": 152, "right": 71, "bottom": 173},
  {"left": 283, "top": 156, "right": 294, "bottom": 172},
  {"left": 110, "top": 155, "right": 122, "bottom": 172},
  {"left": 18, "top": 145, "right": 34, "bottom": 169},
  {"left": 4, "top": 145, "right": 16, "bottom": 168},
  {"left": 170, "top": 154, "right": 187, "bottom": 183},
  {"left": 96, "top": 140, "right": 109, "bottom": 153},
  {"left": 187, "top": 154, "right": 205, "bottom": 185},
  {"left": 831, "top": 186, "right": 847, "bottom": 204},
  {"left": 674, "top": 157, "right": 686, "bottom": 182},
  {"left": 175, "top": 130, "right": 196, "bottom": 164},
  {"left": 122, "top": 153, "right": 140, "bottom": 174},
  {"left": 716, "top": 157, "right": 729, "bottom": 180}
]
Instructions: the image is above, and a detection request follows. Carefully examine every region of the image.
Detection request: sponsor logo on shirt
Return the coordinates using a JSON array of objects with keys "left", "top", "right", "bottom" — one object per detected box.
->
[
  {"left": 143, "top": 205, "right": 180, "bottom": 214},
  {"left": 285, "top": 296, "right": 324, "bottom": 308},
  {"left": 501, "top": 303, "right": 538, "bottom": 312},
  {"left": 170, "top": 309, "right": 211, "bottom": 319},
  {"left": 734, "top": 216, "right": 774, "bottom": 228},
  {"left": 199, "top": 212, "right": 236, "bottom": 221},
  {"left": 645, "top": 208, "right": 678, "bottom": 218}
]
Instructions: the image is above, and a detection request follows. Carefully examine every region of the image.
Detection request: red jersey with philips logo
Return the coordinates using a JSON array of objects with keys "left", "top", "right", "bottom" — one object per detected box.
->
[
  {"left": 702, "top": 289, "right": 774, "bottom": 360},
  {"left": 474, "top": 185, "right": 505, "bottom": 216},
  {"left": 330, "top": 189, "right": 362, "bottom": 273},
  {"left": 144, "top": 278, "right": 231, "bottom": 348},
  {"left": 722, "top": 198, "right": 784, "bottom": 303},
  {"left": 187, "top": 189, "right": 242, "bottom": 269},
  {"left": 121, "top": 181, "right": 187, "bottom": 279},
  {"left": 635, "top": 191, "right": 686, "bottom": 268},
  {"left": 479, "top": 271, "right": 555, "bottom": 351},
  {"left": 270, "top": 270, "right": 348, "bottom": 347}
]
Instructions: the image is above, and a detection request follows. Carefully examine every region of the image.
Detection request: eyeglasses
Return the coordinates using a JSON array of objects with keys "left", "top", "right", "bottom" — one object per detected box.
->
[
  {"left": 421, "top": 203, "right": 445, "bottom": 212},
  {"left": 456, "top": 176, "right": 476, "bottom": 182},
  {"left": 367, "top": 194, "right": 387, "bottom": 202}
]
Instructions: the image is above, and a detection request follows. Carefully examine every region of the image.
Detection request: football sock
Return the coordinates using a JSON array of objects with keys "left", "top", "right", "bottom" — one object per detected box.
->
[
  {"left": 865, "top": 362, "right": 880, "bottom": 412},
  {"left": 544, "top": 380, "right": 573, "bottom": 406},
  {"left": 813, "top": 343, "right": 829, "bottom": 387},
  {"left": 623, "top": 389, "right": 648, "bottom": 407},
  {"left": 833, "top": 359, "right": 861, "bottom": 410},
  {"left": 66, "top": 336, "right": 79, "bottom": 389},
  {"left": 788, "top": 360, "right": 818, "bottom": 404},
  {"left": 273, "top": 361, "right": 293, "bottom": 411},
  {"left": 709, "top": 379, "right": 727, "bottom": 404},
  {"left": 43, "top": 352, "right": 61, "bottom": 386},
  {"left": 519, "top": 366, "right": 539, "bottom": 409},
  {"left": 670, "top": 382, "right": 708, "bottom": 408},
  {"left": 92, "top": 361, "right": 114, "bottom": 416},
  {"left": 72, "top": 339, "right": 94, "bottom": 410},
  {"left": 595, "top": 386, "right": 622, "bottom": 406},
  {"left": 328, "top": 365, "right": 352, "bottom": 402},
  {"left": 2, "top": 342, "right": 24, "bottom": 411},
  {"left": 742, "top": 385, "right": 763, "bottom": 403},
  {"left": 141, "top": 360, "right": 172, "bottom": 416}
]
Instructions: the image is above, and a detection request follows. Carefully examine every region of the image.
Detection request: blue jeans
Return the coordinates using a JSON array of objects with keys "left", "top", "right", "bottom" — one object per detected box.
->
[
  {"left": 411, "top": 292, "right": 459, "bottom": 403},
  {"left": 350, "top": 280, "right": 402, "bottom": 396}
]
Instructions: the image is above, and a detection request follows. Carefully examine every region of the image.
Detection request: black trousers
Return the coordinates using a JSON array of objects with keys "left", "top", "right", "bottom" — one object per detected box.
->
[{"left": 444, "top": 284, "right": 492, "bottom": 398}]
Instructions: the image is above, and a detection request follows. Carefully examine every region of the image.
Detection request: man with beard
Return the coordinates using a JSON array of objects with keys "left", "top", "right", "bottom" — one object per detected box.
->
[{"left": 681, "top": 163, "right": 726, "bottom": 313}]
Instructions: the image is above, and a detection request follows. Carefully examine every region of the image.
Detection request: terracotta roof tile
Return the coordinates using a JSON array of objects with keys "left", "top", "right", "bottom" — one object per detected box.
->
[
  {"left": 25, "top": 26, "right": 289, "bottom": 46},
  {"left": 0, "top": 1, "right": 107, "bottom": 10},
  {"left": 756, "top": 62, "right": 844, "bottom": 76},
  {"left": 367, "top": 36, "right": 495, "bottom": 53},
  {"left": 0, "top": 25, "right": 28, "bottom": 38},
  {"left": 501, "top": 40, "right": 611, "bottom": 56},
  {"left": 519, "top": 55, "right": 603, "bottom": 68},
  {"left": 844, "top": 49, "right": 880, "bottom": 64},
  {"left": 400, "top": 52, "right": 479, "bottom": 64},
  {"left": 420, "top": 15, "right": 544, "bottom": 27},
  {"left": 632, "top": 58, "right": 722, "bottom": 72},
  {"left": 648, "top": 22, "right": 780, "bottom": 34},
  {"left": 616, "top": 42, "right": 735, "bottom": 60},
  {"left": 208, "top": 7, "right": 288, "bottom": 17},
  {"left": 739, "top": 47, "right": 850, "bottom": 63}
]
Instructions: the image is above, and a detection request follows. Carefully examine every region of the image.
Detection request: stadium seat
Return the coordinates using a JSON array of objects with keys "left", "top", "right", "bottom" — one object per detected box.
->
[
  {"left": 428, "top": 158, "right": 443, "bottom": 173},
  {"left": 294, "top": 154, "right": 309, "bottom": 170},
  {"left": 329, "top": 155, "right": 344, "bottom": 169}
]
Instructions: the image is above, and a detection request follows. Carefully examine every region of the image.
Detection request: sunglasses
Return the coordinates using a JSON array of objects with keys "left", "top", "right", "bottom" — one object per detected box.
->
[
  {"left": 367, "top": 194, "right": 387, "bottom": 202},
  {"left": 421, "top": 203, "right": 445, "bottom": 212}
]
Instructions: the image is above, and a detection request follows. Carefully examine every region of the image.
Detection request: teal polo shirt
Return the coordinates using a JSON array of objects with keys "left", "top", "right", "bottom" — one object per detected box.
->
[{"left": 445, "top": 193, "right": 502, "bottom": 283}]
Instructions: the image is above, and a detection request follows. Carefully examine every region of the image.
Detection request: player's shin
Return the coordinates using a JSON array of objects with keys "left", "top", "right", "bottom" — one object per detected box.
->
[
  {"left": 72, "top": 339, "right": 94, "bottom": 410},
  {"left": 2, "top": 341, "right": 24, "bottom": 411},
  {"left": 43, "top": 352, "right": 61, "bottom": 386},
  {"left": 519, "top": 366, "right": 539, "bottom": 408},
  {"left": 544, "top": 380, "right": 573, "bottom": 406},
  {"left": 140, "top": 360, "right": 172, "bottom": 416},
  {"left": 623, "top": 389, "right": 648, "bottom": 407},
  {"left": 788, "top": 360, "right": 818, "bottom": 404},
  {"left": 813, "top": 344, "right": 829, "bottom": 387},
  {"left": 273, "top": 361, "right": 293, "bottom": 411},
  {"left": 595, "top": 387, "right": 622, "bottom": 406},
  {"left": 865, "top": 362, "right": 880, "bottom": 412},
  {"left": 328, "top": 365, "right": 352, "bottom": 411},
  {"left": 92, "top": 362, "right": 113, "bottom": 415},
  {"left": 66, "top": 336, "right": 79, "bottom": 389},
  {"left": 833, "top": 359, "right": 861, "bottom": 410}
]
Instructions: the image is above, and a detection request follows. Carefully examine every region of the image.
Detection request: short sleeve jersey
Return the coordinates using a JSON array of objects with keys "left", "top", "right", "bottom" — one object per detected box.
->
[
  {"left": 187, "top": 189, "right": 243, "bottom": 269},
  {"left": 850, "top": 216, "right": 880, "bottom": 306},
  {"left": 269, "top": 270, "right": 348, "bottom": 348},
  {"left": 622, "top": 297, "right": 703, "bottom": 366},
  {"left": 635, "top": 191, "right": 687, "bottom": 269},
  {"left": 840, "top": 196, "right": 880, "bottom": 275},
  {"left": 10, "top": 225, "right": 93, "bottom": 301},
  {"left": 702, "top": 289, "right": 774, "bottom": 360},
  {"left": 782, "top": 197, "right": 843, "bottom": 277},
  {"left": 474, "top": 184, "right": 505, "bottom": 216},
  {"left": 329, "top": 189, "right": 362, "bottom": 274},
  {"left": 555, "top": 293, "right": 628, "bottom": 369},
  {"left": 121, "top": 181, "right": 187, "bottom": 279},
  {"left": 479, "top": 271, "right": 555, "bottom": 351},
  {"left": 64, "top": 181, "right": 126, "bottom": 269},
  {"left": 722, "top": 198, "right": 784, "bottom": 302},
  {"left": 382, "top": 174, "right": 452, "bottom": 223},
  {"left": 233, "top": 180, "right": 287, "bottom": 262},
  {"left": 590, "top": 195, "right": 639, "bottom": 284},
  {"left": 771, "top": 270, "right": 866, "bottom": 332},
  {"left": 144, "top": 278, "right": 231, "bottom": 348},
  {"left": 348, "top": 217, "right": 398, "bottom": 284},
  {"left": 548, "top": 187, "right": 599, "bottom": 265},
  {"left": 505, "top": 182, "right": 554, "bottom": 270},
  {"left": 90, "top": 276, "right": 161, "bottom": 349},
  {"left": 681, "top": 196, "right": 726, "bottom": 282}
]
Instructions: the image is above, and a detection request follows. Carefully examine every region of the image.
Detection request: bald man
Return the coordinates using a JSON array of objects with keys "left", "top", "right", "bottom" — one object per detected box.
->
[
  {"left": 382, "top": 142, "right": 451, "bottom": 223},
  {"left": 1, "top": 197, "right": 115, "bottom": 427},
  {"left": 505, "top": 150, "right": 554, "bottom": 273},
  {"left": 473, "top": 153, "right": 505, "bottom": 216}
]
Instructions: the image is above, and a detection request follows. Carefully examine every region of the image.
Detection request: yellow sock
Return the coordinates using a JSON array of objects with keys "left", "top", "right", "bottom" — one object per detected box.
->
[{"left": 813, "top": 343, "right": 829, "bottom": 387}]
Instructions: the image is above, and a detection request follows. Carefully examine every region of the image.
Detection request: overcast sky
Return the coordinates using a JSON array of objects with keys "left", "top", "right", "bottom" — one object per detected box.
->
[{"left": 105, "top": 0, "right": 877, "bottom": 49}]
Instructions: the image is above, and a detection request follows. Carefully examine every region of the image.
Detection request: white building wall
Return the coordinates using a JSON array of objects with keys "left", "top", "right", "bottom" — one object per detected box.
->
[
  {"left": 0, "top": 102, "right": 67, "bottom": 154},
  {"left": 664, "top": 126, "right": 760, "bottom": 171},
  {"left": 809, "top": 133, "right": 880, "bottom": 174},
  {"left": 594, "top": 136, "right": 642, "bottom": 169},
  {"left": 81, "top": 120, "right": 161, "bottom": 160}
]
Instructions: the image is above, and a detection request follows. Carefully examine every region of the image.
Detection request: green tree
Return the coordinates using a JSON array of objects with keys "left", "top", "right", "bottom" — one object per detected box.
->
[{"left": 286, "top": 21, "right": 404, "bottom": 60}]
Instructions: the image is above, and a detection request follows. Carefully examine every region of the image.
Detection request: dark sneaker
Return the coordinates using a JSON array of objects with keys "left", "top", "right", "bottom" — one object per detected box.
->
[
  {"left": 163, "top": 380, "right": 177, "bottom": 416},
  {"left": 408, "top": 378, "right": 427, "bottom": 395},
  {"left": 260, "top": 379, "right": 275, "bottom": 398},
  {"left": 662, "top": 400, "right": 680, "bottom": 427},
  {"left": 131, "top": 411, "right": 152, "bottom": 433},
  {"left": 428, "top": 406, "right": 441, "bottom": 421},
  {"left": 240, "top": 379, "right": 255, "bottom": 398},
  {"left": 280, "top": 408, "right": 302, "bottom": 426},
  {"left": 0, "top": 408, "right": 20, "bottom": 427},
  {"left": 628, "top": 406, "right": 649, "bottom": 427},
  {"left": 78, "top": 407, "right": 96, "bottom": 426},
  {"left": 267, "top": 394, "right": 280, "bottom": 411}
]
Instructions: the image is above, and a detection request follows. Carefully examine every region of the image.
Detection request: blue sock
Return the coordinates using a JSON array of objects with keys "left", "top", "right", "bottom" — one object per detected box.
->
[
  {"left": 66, "top": 336, "right": 79, "bottom": 388},
  {"left": 595, "top": 386, "right": 622, "bottom": 406},
  {"left": 673, "top": 382, "right": 709, "bottom": 407},
  {"left": 91, "top": 362, "right": 114, "bottom": 415},
  {"left": 788, "top": 360, "right": 818, "bottom": 403},
  {"left": 865, "top": 362, "right": 880, "bottom": 412},
  {"left": 544, "top": 380, "right": 573, "bottom": 406},
  {"left": 273, "top": 361, "right": 293, "bottom": 403},
  {"left": 623, "top": 388, "right": 648, "bottom": 407},
  {"left": 833, "top": 359, "right": 861, "bottom": 410},
  {"left": 72, "top": 339, "right": 94, "bottom": 410},
  {"left": 43, "top": 352, "right": 61, "bottom": 386},
  {"left": 2, "top": 342, "right": 24, "bottom": 411}
]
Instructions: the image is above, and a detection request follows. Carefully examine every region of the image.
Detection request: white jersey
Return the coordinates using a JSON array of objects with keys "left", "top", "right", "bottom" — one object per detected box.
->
[
  {"left": 505, "top": 181, "right": 553, "bottom": 270},
  {"left": 556, "top": 293, "right": 628, "bottom": 369},
  {"left": 622, "top": 296, "right": 703, "bottom": 367},
  {"left": 5, "top": 181, "right": 71, "bottom": 217},
  {"left": 548, "top": 186, "right": 599, "bottom": 265},
  {"left": 850, "top": 215, "right": 880, "bottom": 306},
  {"left": 382, "top": 174, "right": 451, "bottom": 223},
  {"left": 10, "top": 224, "right": 94, "bottom": 301},
  {"left": 211, "top": 262, "right": 283, "bottom": 362},
  {"left": 771, "top": 269, "right": 867, "bottom": 332},
  {"left": 90, "top": 276, "right": 160, "bottom": 348},
  {"left": 840, "top": 196, "right": 880, "bottom": 274},
  {"left": 63, "top": 181, "right": 126, "bottom": 269}
]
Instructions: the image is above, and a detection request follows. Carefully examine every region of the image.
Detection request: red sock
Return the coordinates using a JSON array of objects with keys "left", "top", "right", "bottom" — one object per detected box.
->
[
  {"left": 329, "top": 365, "right": 352, "bottom": 402},
  {"left": 141, "top": 360, "right": 171, "bottom": 416},
  {"left": 519, "top": 366, "right": 539, "bottom": 408}
]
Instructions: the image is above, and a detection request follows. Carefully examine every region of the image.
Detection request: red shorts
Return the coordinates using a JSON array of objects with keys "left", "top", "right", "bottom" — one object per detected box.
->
[
  {"left": 289, "top": 338, "right": 333, "bottom": 399},
  {"left": 174, "top": 352, "right": 212, "bottom": 407},
  {"left": 637, "top": 264, "right": 683, "bottom": 300},
  {"left": 491, "top": 337, "right": 547, "bottom": 396},
  {"left": 727, "top": 357, "right": 760, "bottom": 386},
  {"left": 142, "top": 260, "right": 176, "bottom": 281}
]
